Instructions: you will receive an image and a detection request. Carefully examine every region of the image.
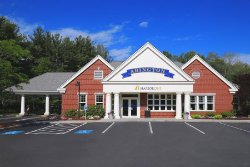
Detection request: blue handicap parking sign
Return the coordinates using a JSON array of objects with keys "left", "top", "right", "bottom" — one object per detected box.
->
[
  {"left": 2, "top": 130, "right": 24, "bottom": 135},
  {"left": 74, "top": 130, "right": 93, "bottom": 134}
]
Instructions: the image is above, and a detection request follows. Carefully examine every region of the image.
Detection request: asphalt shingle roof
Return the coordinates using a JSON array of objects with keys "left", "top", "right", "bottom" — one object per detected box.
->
[{"left": 8, "top": 72, "right": 75, "bottom": 94}]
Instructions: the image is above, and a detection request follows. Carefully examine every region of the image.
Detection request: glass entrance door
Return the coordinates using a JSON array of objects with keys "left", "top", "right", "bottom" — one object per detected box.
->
[{"left": 122, "top": 98, "right": 138, "bottom": 117}]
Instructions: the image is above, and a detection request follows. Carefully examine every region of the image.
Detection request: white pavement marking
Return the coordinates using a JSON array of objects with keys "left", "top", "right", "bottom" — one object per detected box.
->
[
  {"left": 102, "top": 122, "right": 115, "bottom": 134},
  {"left": 26, "top": 123, "right": 87, "bottom": 135},
  {"left": 219, "top": 122, "right": 250, "bottom": 133},
  {"left": 25, "top": 124, "right": 57, "bottom": 134},
  {"left": 149, "top": 122, "right": 153, "bottom": 134},
  {"left": 61, "top": 123, "right": 87, "bottom": 134},
  {"left": 185, "top": 122, "right": 205, "bottom": 135}
]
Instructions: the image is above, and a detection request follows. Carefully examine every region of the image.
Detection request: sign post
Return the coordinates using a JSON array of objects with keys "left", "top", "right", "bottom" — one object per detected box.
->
[{"left": 84, "top": 104, "right": 88, "bottom": 120}]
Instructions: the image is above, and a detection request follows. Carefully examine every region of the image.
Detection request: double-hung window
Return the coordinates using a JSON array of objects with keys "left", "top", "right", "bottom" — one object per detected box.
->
[
  {"left": 148, "top": 94, "right": 176, "bottom": 111},
  {"left": 190, "top": 95, "right": 214, "bottom": 111},
  {"left": 95, "top": 94, "right": 104, "bottom": 106},
  {"left": 79, "top": 94, "right": 87, "bottom": 110}
]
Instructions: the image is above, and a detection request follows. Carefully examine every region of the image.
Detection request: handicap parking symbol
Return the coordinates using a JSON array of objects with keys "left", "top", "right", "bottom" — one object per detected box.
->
[{"left": 74, "top": 130, "right": 93, "bottom": 135}]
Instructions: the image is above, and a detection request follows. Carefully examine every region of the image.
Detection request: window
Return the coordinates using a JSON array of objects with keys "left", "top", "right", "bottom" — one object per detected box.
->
[
  {"left": 79, "top": 94, "right": 87, "bottom": 110},
  {"left": 190, "top": 95, "right": 214, "bottom": 111},
  {"left": 207, "top": 96, "right": 214, "bottom": 110},
  {"left": 192, "top": 71, "right": 201, "bottom": 79},
  {"left": 94, "top": 70, "right": 103, "bottom": 80},
  {"left": 95, "top": 94, "right": 104, "bottom": 106},
  {"left": 148, "top": 94, "right": 176, "bottom": 111}
]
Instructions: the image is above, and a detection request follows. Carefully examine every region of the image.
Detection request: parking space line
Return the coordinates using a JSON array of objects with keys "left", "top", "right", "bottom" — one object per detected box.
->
[
  {"left": 219, "top": 122, "right": 250, "bottom": 133},
  {"left": 149, "top": 122, "right": 153, "bottom": 134},
  {"left": 185, "top": 122, "right": 205, "bottom": 135},
  {"left": 102, "top": 122, "right": 115, "bottom": 134},
  {"left": 61, "top": 123, "right": 87, "bottom": 134},
  {"left": 25, "top": 124, "right": 57, "bottom": 134}
]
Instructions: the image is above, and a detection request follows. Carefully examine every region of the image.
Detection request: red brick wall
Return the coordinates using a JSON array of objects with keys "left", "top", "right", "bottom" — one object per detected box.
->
[
  {"left": 184, "top": 60, "right": 233, "bottom": 113},
  {"left": 140, "top": 93, "right": 175, "bottom": 118},
  {"left": 61, "top": 59, "right": 112, "bottom": 115}
]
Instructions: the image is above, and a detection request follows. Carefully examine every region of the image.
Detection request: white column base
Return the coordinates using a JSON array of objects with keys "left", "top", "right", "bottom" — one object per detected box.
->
[
  {"left": 114, "top": 92, "right": 120, "bottom": 119},
  {"left": 175, "top": 92, "right": 183, "bottom": 119},
  {"left": 19, "top": 95, "right": 25, "bottom": 116},
  {"left": 44, "top": 95, "right": 50, "bottom": 116},
  {"left": 105, "top": 93, "right": 112, "bottom": 119}
]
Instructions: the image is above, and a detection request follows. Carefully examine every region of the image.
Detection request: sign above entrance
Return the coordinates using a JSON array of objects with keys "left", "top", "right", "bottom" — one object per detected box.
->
[{"left": 121, "top": 67, "right": 174, "bottom": 79}]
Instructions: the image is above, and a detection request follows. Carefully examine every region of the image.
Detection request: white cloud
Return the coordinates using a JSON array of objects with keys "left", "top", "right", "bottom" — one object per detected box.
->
[
  {"left": 109, "top": 46, "right": 132, "bottom": 60},
  {"left": 5, "top": 16, "right": 41, "bottom": 34},
  {"left": 237, "top": 54, "right": 250, "bottom": 64},
  {"left": 139, "top": 21, "right": 149, "bottom": 28},
  {"left": 52, "top": 24, "right": 126, "bottom": 46}
]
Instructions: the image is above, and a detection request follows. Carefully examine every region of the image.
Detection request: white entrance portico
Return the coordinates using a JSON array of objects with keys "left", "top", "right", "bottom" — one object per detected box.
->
[{"left": 102, "top": 42, "right": 194, "bottom": 119}]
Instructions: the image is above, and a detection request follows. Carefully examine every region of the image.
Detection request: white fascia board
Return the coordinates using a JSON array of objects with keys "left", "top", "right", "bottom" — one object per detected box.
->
[
  {"left": 59, "top": 55, "right": 114, "bottom": 89},
  {"left": 182, "top": 55, "right": 238, "bottom": 93},
  {"left": 102, "top": 42, "right": 194, "bottom": 82},
  {"left": 102, "top": 81, "right": 195, "bottom": 85}
]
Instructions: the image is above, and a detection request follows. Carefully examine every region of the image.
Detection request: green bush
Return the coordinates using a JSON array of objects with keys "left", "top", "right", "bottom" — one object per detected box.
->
[
  {"left": 205, "top": 112, "right": 215, "bottom": 118},
  {"left": 213, "top": 114, "right": 222, "bottom": 119},
  {"left": 192, "top": 114, "right": 201, "bottom": 119},
  {"left": 221, "top": 111, "right": 236, "bottom": 118},
  {"left": 86, "top": 105, "right": 105, "bottom": 118},
  {"left": 65, "top": 109, "right": 77, "bottom": 117}
]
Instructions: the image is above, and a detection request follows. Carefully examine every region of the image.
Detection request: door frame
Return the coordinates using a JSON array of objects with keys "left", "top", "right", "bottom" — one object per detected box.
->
[{"left": 121, "top": 97, "right": 140, "bottom": 118}]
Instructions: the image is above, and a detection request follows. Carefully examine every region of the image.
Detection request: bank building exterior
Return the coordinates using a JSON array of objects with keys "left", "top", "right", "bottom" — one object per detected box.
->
[{"left": 11, "top": 42, "right": 238, "bottom": 119}]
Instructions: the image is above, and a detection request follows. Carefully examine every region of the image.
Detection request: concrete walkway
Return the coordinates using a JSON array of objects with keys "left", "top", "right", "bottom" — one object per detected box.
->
[{"left": 53, "top": 118, "right": 250, "bottom": 124}]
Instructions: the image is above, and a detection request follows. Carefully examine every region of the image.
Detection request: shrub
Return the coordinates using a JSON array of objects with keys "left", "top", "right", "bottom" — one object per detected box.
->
[
  {"left": 87, "top": 105, "right": 105, "bottom": 118},
  {"left": 65, "top": 109, "right": 77, "bottom": 117},
  {"left": 205, "top": 112, "right": 215, "bottom": 118},
  {"left": 192, "top": 114, "right": 201, "bottom": 119},
  {"left": 213, "top": 114, "right": 222, "bottom": 119},
  {"left": 221, "top": 111, "right": 236, "bottom": 118}
]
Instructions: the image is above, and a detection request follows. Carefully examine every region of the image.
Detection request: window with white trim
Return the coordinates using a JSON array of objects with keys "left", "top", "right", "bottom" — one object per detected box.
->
[
  {"left": 95, "top": 94, "right": 104, "bottom": 106},
  {"left": 94, "top": 70, "right": 103, "bottom": 80},
  {"left": 148, "top": 94, "right": 176, "bottom": 111},
  {"left": 190, "top": 95, "right": 214, "bottom": 111},
  {"left": 79, "top": 94, "right": 87, "bottom": 110}
]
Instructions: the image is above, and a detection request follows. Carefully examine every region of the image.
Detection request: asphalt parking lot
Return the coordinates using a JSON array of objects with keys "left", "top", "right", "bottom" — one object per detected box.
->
[{"left": 0, "top": 121, "right": 250, "bottom": 167}]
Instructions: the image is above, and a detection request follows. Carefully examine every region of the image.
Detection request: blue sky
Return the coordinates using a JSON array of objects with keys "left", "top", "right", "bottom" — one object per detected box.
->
[{"left": 1, "top": 0, "right": 250, "bottom": 63}]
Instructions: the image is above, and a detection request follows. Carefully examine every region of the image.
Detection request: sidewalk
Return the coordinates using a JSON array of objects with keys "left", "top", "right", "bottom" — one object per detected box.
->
[{"left": 53, "top": 118, "right": 250, "bottom": 124}]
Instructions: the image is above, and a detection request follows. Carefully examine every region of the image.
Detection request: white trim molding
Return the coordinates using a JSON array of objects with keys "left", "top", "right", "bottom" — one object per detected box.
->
[
  {"left": 182, "top": 55, "right": 238, "bottom": 93},
  {"left": 103, "top": 42, "right": 194, "bottom": 82},
  {"left": 58, "top": 55, "right": 114, "bottom": 91}
]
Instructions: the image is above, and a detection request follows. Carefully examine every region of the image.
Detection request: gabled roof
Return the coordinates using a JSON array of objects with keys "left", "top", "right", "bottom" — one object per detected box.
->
[
  {"left": 103, "top": 42, "right": 194, "bottom": 82},
  {"left": 7, "top": 72, "right": 75, "bottom": 95},
  {"left": 58, "top": 55, "right": 114, "bottom": 91},
  {"left": 182, "top": 55, "right": 238, "bottom": 93},
  {"left": 110, "top": 61, "right": 183, "bottom": 69}
]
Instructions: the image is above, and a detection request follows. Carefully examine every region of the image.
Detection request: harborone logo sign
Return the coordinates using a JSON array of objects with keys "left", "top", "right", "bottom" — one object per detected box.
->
[
  {"left": 134, "top": 85, "right": 162, "bottom": 91},
  {"left": 121, "top": 67, "right": 174, "bottom": 79}
]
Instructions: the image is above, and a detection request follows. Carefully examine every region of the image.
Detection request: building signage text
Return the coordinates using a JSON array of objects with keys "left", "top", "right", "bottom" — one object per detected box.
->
[{"left": 121, "top": 67, "right": 174, "bottom": 78}]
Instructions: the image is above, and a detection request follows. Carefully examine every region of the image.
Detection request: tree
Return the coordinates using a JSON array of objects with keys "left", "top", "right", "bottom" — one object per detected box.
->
[{"left": 234, "top": 74, "right": 250, "bottom": 116}]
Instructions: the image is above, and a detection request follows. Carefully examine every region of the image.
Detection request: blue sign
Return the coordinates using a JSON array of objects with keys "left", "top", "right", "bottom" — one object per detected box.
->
[
  {"left": 2, "top": 130, "right": 24, "bottom": 135},
  {"left": 121, "top": 67, "right": 174, "bottom": 78},
  {"left": 84, "top": 104, "right": 88, "bottom": 111},
  {"left": 74, "top": 130, "right": 93, "bottom": 134}
]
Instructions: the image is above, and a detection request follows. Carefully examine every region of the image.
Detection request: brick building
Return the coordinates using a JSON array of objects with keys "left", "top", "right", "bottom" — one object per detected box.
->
[{"left": 10, "top": 42, "right": 238, "bottom": 118}]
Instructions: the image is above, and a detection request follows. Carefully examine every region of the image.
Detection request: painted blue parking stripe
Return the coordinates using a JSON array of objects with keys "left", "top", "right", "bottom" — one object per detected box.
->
[
  {"left": 2, "top": 130, "right": 25, "bottom": 135},
  {"left": 74, "top": 130, "right": 93, "bottom": 134}
]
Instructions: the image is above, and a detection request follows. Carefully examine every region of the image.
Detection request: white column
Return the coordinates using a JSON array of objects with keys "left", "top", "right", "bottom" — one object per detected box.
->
[
  {"left": 19, "top": 95, "right": 25, "bottom": 116},
  {"left": 184, "top": 92, "right": 192, "bottom": 119},
  {"left": 44, "top": 95, "right": 50, "bottom": 116},
  {"left": 114, "top": 92, "right": 120, "bottom": 119},
  {"left": 104, "top": 93, "right": 111, "bottom": 119},
  {"left": 175, "top": 92, "right": 182, "bottom": 119}
]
